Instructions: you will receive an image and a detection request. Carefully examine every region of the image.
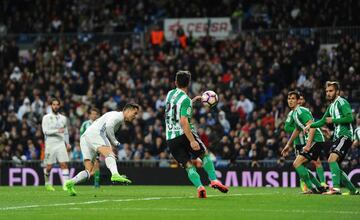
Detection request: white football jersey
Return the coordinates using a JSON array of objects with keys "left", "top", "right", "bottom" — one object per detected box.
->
[
  {"left": 42, "top": 112, "right": 69, "bottom": 147},
  {"left": 84, "top": 111, "right": 125, "bottom": 146}
]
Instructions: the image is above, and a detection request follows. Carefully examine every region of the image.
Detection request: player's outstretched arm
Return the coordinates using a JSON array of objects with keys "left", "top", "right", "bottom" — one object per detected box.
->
[
  {"left": 303, "top": 121, "right": 315, "bottom": 152},
  {"left": 191, "top": 95, "right": 202, "bottom": 103},
  {"left": 282, "top": 128, "right": 300, "bottom": 156},
  {"left": 310, "top": 107, "right": 330, "bottom": 129},
  {"left": 64, "top": 118, "right": 71, "bottom": 150},
  {"left": 332, "top": 112, "right": 353, "bottom": 124}
]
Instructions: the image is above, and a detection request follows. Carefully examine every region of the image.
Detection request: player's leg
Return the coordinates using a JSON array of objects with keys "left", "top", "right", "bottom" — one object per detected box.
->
[
  {"left": 57, "top": 145, "right": 71, "bottom": 191},
  {"left": 83, "top": 134, "right": 130, "bottom": 184},
  {"left": 43, "top": 148, "right": 56, "bottom": 191},
  {"left": 295, "top": 145, "right": 307, "bottom": 192},
  {"left": 59, "top": 162, "right": 69, "bottom": 190},
  {"left": 183, "top": 161, "right": 206, "bottom": 198},
  {"left": 312, "top": 158, "right": 326, "bottom": 187},
  {"left": 65, "top": 160, "right": 94, "bottom": 196},
  {"left": 293, "top": 155, "right": 324, "bottom": 193},
  {"left": 97, "top": 146, "right": 131, "bottom": 184},
  {"left": 325, "top": 137, "right": 357, "bottom": 195},
  {"left": 168, "top": 135, "right": 206, "bottom": 198},
  {"left": 193, "top": 133, "right": 228, "bottom": 193},
  {"left": 297, "top": 142, "right": 327, "bottom": 194},
  {"left": 44, "top": 163, "right": 55, "bottom": 191},
  {"left": 93, "top": 156, "right": 100, "bottom": 188},
  {"left": 327, "top": 154, "right": 357, "bottom": 195},
  {"left": 293, "top": 156, "right": 313, "bottom": 190}
]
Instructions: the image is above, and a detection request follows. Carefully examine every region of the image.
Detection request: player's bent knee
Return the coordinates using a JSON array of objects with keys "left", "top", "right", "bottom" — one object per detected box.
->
[
  {"left": 183, "top": 161, "right": 193, "bottom": 169},
  {"left": 328, "top": 153, "right": 338, "bottom": 163}
]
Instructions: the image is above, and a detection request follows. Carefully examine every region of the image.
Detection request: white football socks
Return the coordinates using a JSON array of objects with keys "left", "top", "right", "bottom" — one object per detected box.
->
[
  {"left": 44, "top": 168, "right": 50, "bottom": 185},
  {"left": 62, "top": 169, "right": 69, "bottom": 185},
  {"left": 71, "top": 170, "right": 90, "bottom": 184},
  {"left": 105, "top": 155, "right": 119, "bottom": 175}
]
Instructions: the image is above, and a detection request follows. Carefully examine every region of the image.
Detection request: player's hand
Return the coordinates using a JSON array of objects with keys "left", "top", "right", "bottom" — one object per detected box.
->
[
  {"left": 304, "top": 124, "right": 311, "bottom": 133},
  {"left": 66, "top": 144, "right": 71, "bottom": 152},
  {"left": 116, "top": 142, "right": 123, "bottom": 150},
  {"left": 190, "top": 141, "right": 200, "bottom": 150},
  {"left": 58, "top": 128, "right": 65, "bottom": 133},
  {"left": 281, "top": 144, "right": 290, "bottom": 157},
  {"left": 303, "top": 145, "right": 310, "bottom": 153},
  {"left": 191, "top": 96, "right": 202, "bottom": 103},
  {"left": 326, "top": 117, "right": 333, "bottom": 124}
]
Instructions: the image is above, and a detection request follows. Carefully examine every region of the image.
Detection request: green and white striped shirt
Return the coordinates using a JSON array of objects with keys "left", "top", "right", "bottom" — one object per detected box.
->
[
  {"left": 165, "top": 88, "right": 194, "bottom": 140},
  {"left": 80, "top": 120, "right": 93, "bottom": 136},
  {"left": 311, "top": 96, "right": 353, "bottom": 140},
  {"left": 354, "top": 127, "right": 360, "bottom": 142},
  {"left": 284, "top": 110, "right": 306, "bottom": 145},
  {"left": 292, "top": 106, "right": 325, "bottom": 143}
]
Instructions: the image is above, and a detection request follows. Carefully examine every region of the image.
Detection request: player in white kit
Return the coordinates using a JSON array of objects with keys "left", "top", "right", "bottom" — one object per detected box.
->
[
  {"left": 65, "top": 103, "right": 139, "bottom": 196},
  {"left": 42, "top": 98, "right": 71, "bottom": 191}
]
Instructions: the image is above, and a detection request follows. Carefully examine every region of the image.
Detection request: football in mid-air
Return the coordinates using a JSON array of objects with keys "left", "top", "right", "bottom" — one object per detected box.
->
[{"left": 201, "top": 90, "right": 218, "bottom": 107}]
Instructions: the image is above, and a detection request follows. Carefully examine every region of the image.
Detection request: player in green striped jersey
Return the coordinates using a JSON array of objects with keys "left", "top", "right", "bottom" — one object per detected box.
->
[
  {"left": 80, "top": 108, "right": 100, "bottom": 187},
  {"left": 282, "top": 91, "right": 327, "bottom": 194},
  {"left": 284, "top": 93, "right": 327, "bottom": 192},
  {"left": 305, "top": 81, "right": 359, "bottom": 195},
  {"left": 353, "top": 117, "right": 360, "bottom": 147},
  {"left": 165, "top": 71, "right": 228, "bottom": 198}
]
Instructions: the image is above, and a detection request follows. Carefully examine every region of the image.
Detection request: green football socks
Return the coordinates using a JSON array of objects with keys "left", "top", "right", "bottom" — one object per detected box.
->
[
  {"left": 186, "top": 166, "right": 203, "bottom": 188},
  {"left": 202, "top": 154, "right": 217, "bottom": 181},
  {"left": 329, "top": 162, "right": 341, "bottom": 188},
  {"left": 307, "top": 170, "right": 322, "bottom": 188},
  {"left": 340, "top": 170, "right": 357, "bottom": 192},
  {"left": 316, "top": 166, "right": 325, "bottom": 184},
  {"left": 94, "top": 170, "right": 100, "bottom": 188},
  {"left": 295, "top": 165, "right": 314, "bottom": 189}
]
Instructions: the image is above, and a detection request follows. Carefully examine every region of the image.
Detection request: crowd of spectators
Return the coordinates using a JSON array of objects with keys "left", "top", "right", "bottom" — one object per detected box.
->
[
  {"left": 0, "top": 1, "right": 360, "bottom": 168},
  {"left": 1, "top": 30, "right": 359, "bottom": 168},
  {"left": 1, "top": 0, "right": 359, "bottom": 35}
]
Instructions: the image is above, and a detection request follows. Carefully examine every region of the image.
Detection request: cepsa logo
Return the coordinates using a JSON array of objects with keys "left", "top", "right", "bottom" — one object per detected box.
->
[
  {"left": 165, "top": 18, "right": 232, "bottom": 40},
  {"left": 168, "top": 20, "right": 229, "bottom": 34}
]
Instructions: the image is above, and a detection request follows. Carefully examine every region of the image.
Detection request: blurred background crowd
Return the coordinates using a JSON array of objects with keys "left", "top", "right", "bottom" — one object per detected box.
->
[{"left": 0, "top": 0, "right": 359, "bottom": 168}]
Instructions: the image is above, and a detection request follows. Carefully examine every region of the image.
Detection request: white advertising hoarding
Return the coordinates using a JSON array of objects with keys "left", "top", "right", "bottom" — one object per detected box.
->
[{"left": 164, "top": 17, "right": 232, "bottom": 41}]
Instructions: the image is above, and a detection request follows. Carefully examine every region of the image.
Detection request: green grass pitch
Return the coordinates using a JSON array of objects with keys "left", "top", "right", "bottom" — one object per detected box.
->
[{"left": 0, "top": 186, "right": 359, "bottom": 220}]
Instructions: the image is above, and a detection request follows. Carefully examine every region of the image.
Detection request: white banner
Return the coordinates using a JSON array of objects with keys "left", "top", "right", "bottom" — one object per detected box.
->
[{"left": 164, "top": 17, "right": 232, "bottom": 41}]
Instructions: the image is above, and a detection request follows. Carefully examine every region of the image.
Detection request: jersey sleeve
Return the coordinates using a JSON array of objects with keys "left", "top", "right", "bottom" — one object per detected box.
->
[
  {"left": 63, "top": 117, "right": 70, "bottom": 145},
  {"left": 355, "top": 128, "right": 360, "bottom": 141},
  {"left": 41, "top": 115, "right": 58, "bottom": 135},
  {"left": 180, "top": 98, "right": 192, "bottom": 118},
  {"left": 105, "top": 114, "right": 122, "bottom": 146},
  {"left": 332, "top": 99, "right": 353, "bottom": 124},
  {"left": 284, "top": 112, "right": 295, "bottom": 133}
]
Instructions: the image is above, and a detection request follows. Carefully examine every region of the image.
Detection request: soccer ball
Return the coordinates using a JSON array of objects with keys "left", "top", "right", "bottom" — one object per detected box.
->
[{"left": 201, "top": 90, "right": 218, "bottom": 107}]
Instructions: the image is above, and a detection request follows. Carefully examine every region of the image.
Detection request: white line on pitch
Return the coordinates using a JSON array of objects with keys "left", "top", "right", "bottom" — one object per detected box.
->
[{"left": 0, "top": 192, "right": 276, "bottom": 211}]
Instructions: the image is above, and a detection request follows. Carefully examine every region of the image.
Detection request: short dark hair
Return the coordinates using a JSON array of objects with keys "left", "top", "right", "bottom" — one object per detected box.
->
[
  {"left": 50, "top": 97, "right": 60, "bottom": 105},
  {"left": 175, "top": 70, "right": 191, "bottom": 88},
  {"left": 288, "top": 90, "right": 300, "bottom": 99},
  {"left": 298, "top": 91, "right": 305, "bottom": 98},
  {"left": 326, "top": 81, "right": 340, "bottom": 91},
  {"left": 90, "top": 107, "right": 100, "bottom": 114},
  {"left": 123, "top": 103, "right": 140, "bottom": 111}
]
